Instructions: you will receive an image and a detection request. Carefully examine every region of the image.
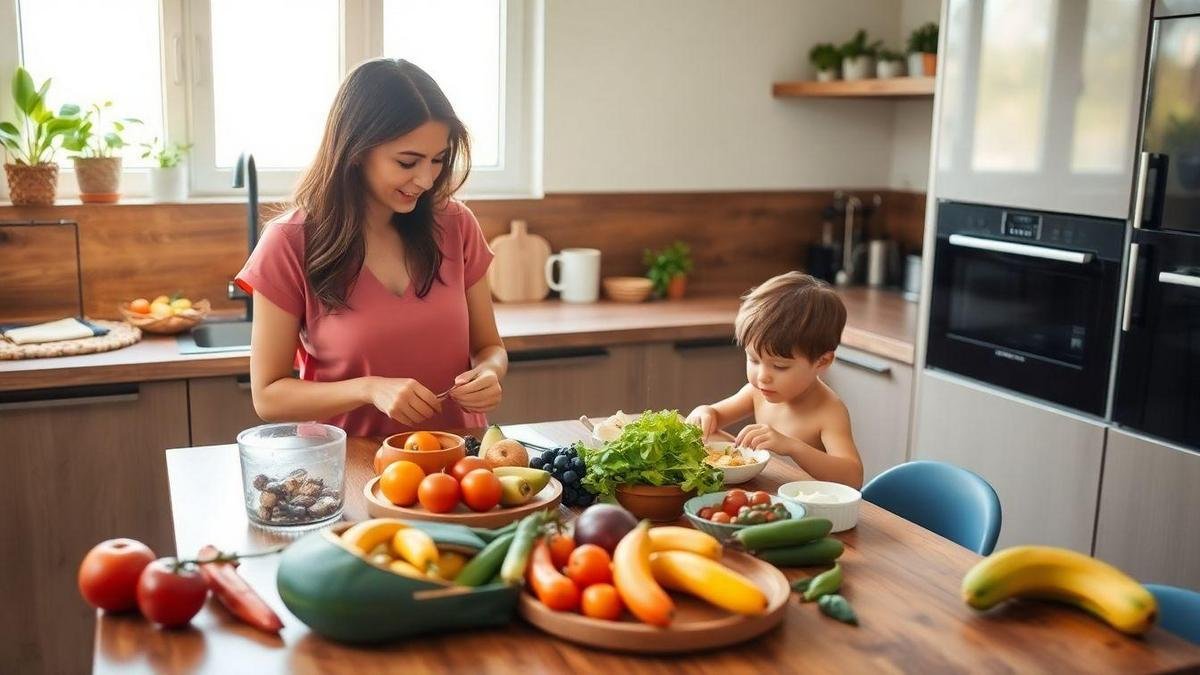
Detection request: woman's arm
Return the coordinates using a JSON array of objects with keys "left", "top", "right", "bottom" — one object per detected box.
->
[{"left": 449, "top": 276, "right": 507, "bottom": 412}]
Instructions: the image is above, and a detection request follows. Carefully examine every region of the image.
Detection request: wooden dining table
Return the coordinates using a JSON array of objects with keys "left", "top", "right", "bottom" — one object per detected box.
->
[{"left": 94, "top": 420, "right": 1200, "bottom": 674}]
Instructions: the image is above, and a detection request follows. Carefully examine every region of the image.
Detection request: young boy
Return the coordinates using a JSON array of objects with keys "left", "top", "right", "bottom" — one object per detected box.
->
[{"left": 686, "top": 272, "right": 864, "bottom": 488}]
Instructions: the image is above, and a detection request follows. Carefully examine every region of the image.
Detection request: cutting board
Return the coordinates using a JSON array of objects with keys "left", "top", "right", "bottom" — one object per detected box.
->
[{"left": 488, "top": 220, "right": 551, "bottom": 302}]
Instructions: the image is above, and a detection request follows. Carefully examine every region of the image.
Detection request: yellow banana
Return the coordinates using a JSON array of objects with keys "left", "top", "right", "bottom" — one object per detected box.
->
[
  {"left": 392, "top": 527, "right": 439, "bottom": 572},
  {"left": 961, "top": 545, "right": 1157, "bottom": 635},
  {"left": 649, "top": 550, "right": 767, "bottom": 615},
  {"left": 341, "top": 518, "right": 409, "bottom": 554},
  {"left": 647, "top": 526, "right": 723, "bottom": 560}
]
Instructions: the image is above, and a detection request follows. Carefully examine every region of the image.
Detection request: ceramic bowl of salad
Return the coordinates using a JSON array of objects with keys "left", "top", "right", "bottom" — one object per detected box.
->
[
  {"left": 777, "top": 480, "right": 861, "bottom": 532},
  {"left": 683, "top": 489, "right": 806, "bottom": 543},
  {"left": 703, "top": 441, "right": 770, "bottom": 485}
]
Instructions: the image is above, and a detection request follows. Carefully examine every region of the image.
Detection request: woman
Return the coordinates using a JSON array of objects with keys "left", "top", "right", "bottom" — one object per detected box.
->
[{"left": 236, "top": 59, "right": 507, "bottom": 436}]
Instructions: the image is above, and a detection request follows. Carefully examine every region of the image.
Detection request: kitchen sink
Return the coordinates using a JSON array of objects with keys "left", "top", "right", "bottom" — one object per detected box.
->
[{"left": 177, "top": 321, "right": 253, "bottom": 354}]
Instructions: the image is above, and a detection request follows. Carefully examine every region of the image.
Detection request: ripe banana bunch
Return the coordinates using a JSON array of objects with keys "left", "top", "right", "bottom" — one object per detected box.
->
[{"left": 961, "top": 545, "right": 1157, "bottom": 635}]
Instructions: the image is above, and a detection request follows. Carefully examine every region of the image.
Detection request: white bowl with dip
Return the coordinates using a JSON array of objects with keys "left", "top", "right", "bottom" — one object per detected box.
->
[{"left": 778, "top": 480, "right": 862, "bottom": 532}]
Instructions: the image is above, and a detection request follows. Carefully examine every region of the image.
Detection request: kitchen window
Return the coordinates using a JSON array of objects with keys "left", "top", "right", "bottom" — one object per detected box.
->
[{"left": 0, "top": 0, "right": 542, "bottom": 201}]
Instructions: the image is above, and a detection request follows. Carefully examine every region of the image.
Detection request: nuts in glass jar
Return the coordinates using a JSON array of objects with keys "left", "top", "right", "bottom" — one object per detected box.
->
[{"left": 250, "top": 471, "right": 342, "bottom": 525}]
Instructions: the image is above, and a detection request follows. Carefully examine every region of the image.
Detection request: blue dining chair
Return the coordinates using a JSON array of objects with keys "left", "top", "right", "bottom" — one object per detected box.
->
[
  {"left": 1145, "top": 584, "right": 1200, "bottom": 644},
  {"left": 862, "top": 460, "right": 1002, "bottom": 555}
]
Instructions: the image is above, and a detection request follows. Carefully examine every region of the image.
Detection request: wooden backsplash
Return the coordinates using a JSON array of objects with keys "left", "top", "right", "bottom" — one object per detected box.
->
[{"left": 0, "top": 190, "right": 925, "bottom": 322}]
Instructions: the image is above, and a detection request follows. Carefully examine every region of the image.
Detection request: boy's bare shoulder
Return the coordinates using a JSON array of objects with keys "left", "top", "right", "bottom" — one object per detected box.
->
[{"left": 812, "top": 380, "right": 851, "bottom": 426}]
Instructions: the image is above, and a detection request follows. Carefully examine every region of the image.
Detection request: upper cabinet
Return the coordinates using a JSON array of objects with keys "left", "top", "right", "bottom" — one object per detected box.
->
[{"left": 934, "top": 0, "right": 1151, "bottom": 219}]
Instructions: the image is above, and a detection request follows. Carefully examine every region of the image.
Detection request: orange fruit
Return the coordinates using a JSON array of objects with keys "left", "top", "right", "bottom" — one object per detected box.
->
[
  {"left": 379, "top": 461, "right": 424, "bottom": 506},
  {"left": 405, "top": 431, "right": 442, "bottom": 452},
  {"left": 417, "top": 473, "right": 461, "bottom": 513},
  {"left": 566, "top": 544, "right": 613, "bottom": 588},
  {"left": 581, "top": 583, "right": 623, "bottom": 621},
  {"left": 129, "top": 298, "right": 151, "bottom": 314}
]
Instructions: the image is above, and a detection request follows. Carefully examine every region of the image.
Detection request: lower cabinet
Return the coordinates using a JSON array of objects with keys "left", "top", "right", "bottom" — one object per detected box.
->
[
  {"left": 188, "top": 375, "right": 263, "bottom": 446},
  {"left": 490, "top": 345, "right": 648, "bottom": 425},
  {"left": 913, "top": 370, "right": 1105, "bottom": 553},
  {"left": 1094, "top": 428, "right": 1200, "bottom": 589},
  {"left": 822, "top": 347, "right": 913, "bottom": 483},
  {"left": 0, "top": 380, "right": 189, "bottom": 675},
  {"left": 644, "top": 339, "right": 748, "bottom": 430}
]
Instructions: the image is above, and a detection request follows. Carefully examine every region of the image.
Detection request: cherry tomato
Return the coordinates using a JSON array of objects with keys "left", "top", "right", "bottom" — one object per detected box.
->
[
  {"left": 78, "top": 538, "right": 157, "bottom": 612},
  {"left": 547, "top": 531, "right": 576, "bottom": 569},
  {"left": 749, "top": 491, "right": 772, "bottom": 507},
  {"left": 459, "top": 469, "right": 502, "bottom": 512},
  {"left": 581, "top": 583, "right": 623, "bottom": 621},
  {"left": 721, "top": 490, "right": 749, "bottom": 517},
  {"left": 565, "top": 544, "right": 613, "bottom": 588},
  {"left": 136, "top": 558, "right": 209, "bottom": 628},
  {"left": 697, "top": 506, "right": 715, "bottom": 520},
  {"left": 418, "top": 473, "right": 462, "bottom": 513},
  {"left": 449, "top": 456, "right": 489, "bottom": 483},
  {"left": 711, "top": 511, "right": 732, "bottom": 524}
]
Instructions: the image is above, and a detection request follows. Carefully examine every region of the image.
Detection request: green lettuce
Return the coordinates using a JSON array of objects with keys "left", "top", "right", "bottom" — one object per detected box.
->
[{"left": 581, "top": 410, "right": 724, "bottom": 497}]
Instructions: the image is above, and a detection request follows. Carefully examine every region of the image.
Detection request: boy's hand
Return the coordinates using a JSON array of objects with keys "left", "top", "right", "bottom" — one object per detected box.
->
[
  {"left": 686, "top": 405, "right": 719, "bottom": 440},
  {"left": 736, "top": 423, "right": 793, "bottom": 453}
]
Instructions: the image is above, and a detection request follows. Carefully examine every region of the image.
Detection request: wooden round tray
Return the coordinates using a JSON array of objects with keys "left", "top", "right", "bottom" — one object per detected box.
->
[
  {"left": 363, "top": 475, "right": 563, "bottom": 529},
  {"left": 518, "top": 549, "right": 790, "bottom": 653}
]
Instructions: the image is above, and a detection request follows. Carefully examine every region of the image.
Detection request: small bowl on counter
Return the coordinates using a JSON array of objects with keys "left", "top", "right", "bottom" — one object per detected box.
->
[
  {"left": 238, "top": 422, "right": 347, "bottom": 532},
  {"left": 704, "top": 441, "right": 771, "bottom": 485},
  {"left": 614, "top": 484, "right": 695, "bottom": 522},
  {"left": 683, "top": 491, "right": 806, "bottom": 543},
  {"left": 602, "top": 277, "right": 654, "bottom": 303},
  {"left": 119, "top": 298, "right": 211, "bottom": 335},
  {"left": 777, "top": 480, "right": 861, "bottom": 533},
  {"left": 374, "top": 431, "right": 465, "bottom": 476}
]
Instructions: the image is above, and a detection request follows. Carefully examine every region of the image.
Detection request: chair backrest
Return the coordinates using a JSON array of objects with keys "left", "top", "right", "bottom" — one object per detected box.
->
[
  {"left": 862, "top": 460, "right": 1002, "bottom": 555},
  {"left": 1145, "top": 584, "right": 1200, "bottom": 645}
]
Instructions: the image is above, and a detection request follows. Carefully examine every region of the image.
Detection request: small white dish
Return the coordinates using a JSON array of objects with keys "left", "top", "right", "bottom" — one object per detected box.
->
[
  {"left": 705, "top": 441, "right": 770, "bottom": 485},
  {"left": 777, "top": 480, "right": 862, "bottom": 532}
]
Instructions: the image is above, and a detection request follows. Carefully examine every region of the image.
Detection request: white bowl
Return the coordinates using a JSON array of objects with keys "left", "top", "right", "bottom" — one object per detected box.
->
[
  {"left": 777, "top": 480, "right": 862, "bottom": 532},
  {"left": 704, "top": 441, "right": 771, "bottom": 485}
]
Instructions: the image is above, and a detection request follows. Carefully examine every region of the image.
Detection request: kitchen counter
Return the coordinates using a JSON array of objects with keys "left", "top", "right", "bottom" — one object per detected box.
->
[
  {"left": 0, "top": 287, "right": 916, "bottom": 393},
  {"left": 92, "top": 421, "right": 1200, "bottom": 674}
]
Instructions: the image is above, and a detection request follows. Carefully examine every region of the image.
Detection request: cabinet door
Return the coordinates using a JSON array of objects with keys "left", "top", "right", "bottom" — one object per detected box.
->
[
  {"left": 913, "top": 370, "right": 1105, "bottom": 552},
  {"left": 1094, "top": 428, "right": 1200, "bottom": 588},
  {"left": 189, "top": 375, "right": 263, "bottom": 446},
  {"left": 644, "top": 339, "right": 749, "bottom": 433},
  {"left": 490, "top": 346, "right": 646, "bottom": 425},
  {"left": 0, "top": 381, "right": 189, "bottom": 675},
  {"left": 822, "top": 348, "right": 913, "bottom": 483}
]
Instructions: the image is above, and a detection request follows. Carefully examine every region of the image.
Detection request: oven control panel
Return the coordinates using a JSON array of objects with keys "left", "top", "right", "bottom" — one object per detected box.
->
[
  {"left": 1003, "top": 212, "right": 1041, "bottom": 240},
  {"left": 937, "top": 201, "right": 1125, "bottom": 261}
]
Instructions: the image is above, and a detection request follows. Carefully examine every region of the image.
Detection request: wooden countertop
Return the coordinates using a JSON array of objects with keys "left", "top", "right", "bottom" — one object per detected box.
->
[
  {"left": 94, "top": 421, "right": 1200, "bottom": 674},
  {"left": 0, "top": 287, "right": 916, "bottom": 393}
]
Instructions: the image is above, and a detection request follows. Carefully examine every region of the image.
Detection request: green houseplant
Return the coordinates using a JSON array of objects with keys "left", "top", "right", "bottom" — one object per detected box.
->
[
  {"left": 840, "top": 30, "right": 882, "bottom": 81},
  {"left": 61, "top": 100, "right": 141, "bottom": 203},
  {"left": 140, "top": 138, "right": 193, "bottom": 202},
  {"left": 877, "top": 48, "right": 907, "bottom": 78},
  {"left": 644, "top": 241, "right": 694, "bottom": 300},
  {"left": 0, "top": 67, "right": 80, "bottom": 206},
  {"left": 808, "top": 43, "right": 841, "bottom": 82},
  {"left": 907, "top": 22, "right": 939, "bottom": 77}
]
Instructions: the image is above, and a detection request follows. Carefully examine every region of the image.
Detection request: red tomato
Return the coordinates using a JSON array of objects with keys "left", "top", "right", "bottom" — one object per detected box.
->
[
  {"left": 78, "top": 538, "right": 157, "bottom": 612},
  {"left": 547, "top": 531, "right": 576, "bottom": 569},
  {"left": 565, "top": 544, "right": 613, "bottom": 588},
  {"left": 136, "top": 558, "right": 209, "bottom": 628},
  {"left": 450, "top": 456, "right": 489, "bottom": 483},
  {"left": 418, "top": 473, "right": 462, "bottom": 513},
  {"left": 749, "top": 491, "right": 772, "bottom": 507},
  {"left": 697, "top": 506, "right": 715, "bottom": 520},
  {"left": 710, "top": 511, "right": 732, "bottom": 524},
  {"left": 721, "top": 490, "right": 749, "bottom": 517},
  {"left": 459, "top": 469, "right": 502, "bottom": 512}
]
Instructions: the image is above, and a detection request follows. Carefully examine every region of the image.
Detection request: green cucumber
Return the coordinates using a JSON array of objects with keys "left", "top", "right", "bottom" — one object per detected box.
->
[
  {"left": 754, "top": 537, "right": 844, "bottom": 567},
  {"left": 803, "top": 563, "right": 843, "bottom": 602},
  {"left": 818, "top": 594, "right": 858, "bottom": 625},
  {"left": 733, "top": 517, "right": 832, "bottom": 551},
  {"left": 471, "top": 520, "right": 519, "bottom": 543},
  {"left": 454, "top": 532, "right": 515, "bottom": 586},
  {"left": 499, "top": 511, "right": 545, "bottom": 585}
]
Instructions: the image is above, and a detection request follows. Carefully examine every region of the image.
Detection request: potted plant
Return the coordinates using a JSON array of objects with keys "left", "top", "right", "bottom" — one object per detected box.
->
[
  {"left": 877, "top": 49, "right": 907, "bottom": 78},
  {"left": 61, "top": 101, "right": 141, "bottom": 203},
  {"left": 907, "top": 22, "right": 939, "bottom": 77},
  {"left": 644, "top": 241, "right": 694, "bottom": 300},
  {"left": 808, "top": 43, "right": 841, "bottom": 82},
  {"left": 840, "top": 30, "right": 882, "bottom": 81},
  {"left": 141, "top": 138, "right": 193, "bottom": 202},
  {"left": 0, "top": 68, "right": 79, "bottom": 206}
]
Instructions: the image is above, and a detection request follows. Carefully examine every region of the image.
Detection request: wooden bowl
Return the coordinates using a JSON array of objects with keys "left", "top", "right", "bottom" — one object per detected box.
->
[
  {"left": 375, "top": 431, "right": 465, "bottom": 475},
  {"left": 118, "top": 299, "right": 210, "bottom": 335},
  {"left": 603, "top": 277, "right": 653, "bottom": 303},
  {"left": 364, "top": 475, "right": 563, "bottom": 528},
  {"left": 614, "top": 484, "right": 695, "bottom": 522}
]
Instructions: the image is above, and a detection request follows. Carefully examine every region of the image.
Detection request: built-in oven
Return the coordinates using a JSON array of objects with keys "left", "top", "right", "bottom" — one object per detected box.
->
[{"left": 927, "top": 201, "right": 1125, "bottom": 416}]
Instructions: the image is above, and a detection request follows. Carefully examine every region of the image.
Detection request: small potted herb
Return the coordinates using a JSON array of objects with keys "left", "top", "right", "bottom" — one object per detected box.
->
[
  {"left": 0, "top": 68, "right": 79, "bottom": 206},
  {"left": 808, "top": 43, "right": 841, "bottom": 82},
  {"left": 876, "top": 49, "right": 907, "bottom": 78},
  {"left": 907, "top": 22, "right": 939, "bottom": 77},
  {"left": 840, "top": 30, "right": 882, "bottom": 81},
  {"left": 141, "top": 138, "right": 193, "bottom": 202},
  {"left": 61, "top": 101, "right": 141, "bottom": 203},
  {"left": 644, "top": 241, "right": 694, "bottom": 300}
]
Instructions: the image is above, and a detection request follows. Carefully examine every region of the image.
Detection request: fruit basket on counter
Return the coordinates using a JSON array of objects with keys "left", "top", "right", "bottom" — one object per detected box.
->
[{"left": 119, "top": 293, "right": 210, "bottom": 335}]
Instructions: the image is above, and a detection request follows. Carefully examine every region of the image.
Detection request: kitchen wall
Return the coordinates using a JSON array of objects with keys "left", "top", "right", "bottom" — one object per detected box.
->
[{"left": 889, "top": 0, "right": 942, "bottom": 191}]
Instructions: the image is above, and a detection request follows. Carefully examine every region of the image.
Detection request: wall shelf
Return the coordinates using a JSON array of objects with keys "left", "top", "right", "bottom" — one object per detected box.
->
[{"left": 772, "top": 77, "right": 935, "bottom": 99}]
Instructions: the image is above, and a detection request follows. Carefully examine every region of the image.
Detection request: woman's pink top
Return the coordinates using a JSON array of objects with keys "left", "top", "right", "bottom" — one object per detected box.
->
[{"left": 235, "top": 200, "right": 494, "bottom": 437}]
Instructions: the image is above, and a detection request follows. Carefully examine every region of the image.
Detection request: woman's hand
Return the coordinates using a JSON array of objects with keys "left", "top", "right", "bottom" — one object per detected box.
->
[
  {"left": 686, "top": 405, "right": 719, "bottom": 440},
  {"left": 450, "top": 365, "right": 503, "bottom": 413},
  {"left": 365, "top": 377, "right": 442, "bottom": 426},
  {"left": 735, "top": 423, "right": 795, "bottom": 453}
]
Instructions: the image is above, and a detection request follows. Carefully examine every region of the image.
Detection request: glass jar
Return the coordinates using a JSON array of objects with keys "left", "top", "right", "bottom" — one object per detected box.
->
[{"left": 237, "top": 422, "right": 346, "bottom": 531}]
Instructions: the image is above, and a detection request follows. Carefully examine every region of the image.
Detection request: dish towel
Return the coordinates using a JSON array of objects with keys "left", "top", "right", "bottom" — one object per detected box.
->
[{"left": 2, "top": 318, "right": 110, "bottom": 345}]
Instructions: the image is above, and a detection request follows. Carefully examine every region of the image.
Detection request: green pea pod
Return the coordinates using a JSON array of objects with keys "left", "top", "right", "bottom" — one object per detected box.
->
[
  {"left": 454, "top": 532, "right": 515, "bottom": 587},
  {"left": 499, "top": 511, "right": 545, "bottom": 585},
  {"left": 732, "top": 517, "right": 832, "bottom": 551},
  {"left": 803, "top": 563, "right": 843, "bottom": 602},
  {"left": 790, "top": 575, "right": 814, "bottom": 593},
  {"left": 754, "top": 537, "right": 844, "bottom": 567},
  {"left": 818, "top": 593, "right": 858, "bottom": 625}
]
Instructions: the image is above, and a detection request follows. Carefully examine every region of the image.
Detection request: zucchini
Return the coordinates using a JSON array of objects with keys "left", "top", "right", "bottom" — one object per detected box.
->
[
  {"left": 733, "top": 517, "right": 832, "bottom": 551},
  {"left": 454, "top": 532, "right": 515, "bottom": 587},
  {"left": 499, "top": 511, "right": 545, "bottom": 585},
  {"left": 754, "top": 537, "right": 844, "bottom": 567}
]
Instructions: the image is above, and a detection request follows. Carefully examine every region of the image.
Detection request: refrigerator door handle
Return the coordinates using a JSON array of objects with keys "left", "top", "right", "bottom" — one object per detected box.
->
[
  {"left": 1131, "top": 151, "right": 1150, "bottom": 229},
  {"left": 947, "top": 234, "right": 1093, "bottom": 264},
  {"left": 1158, "top": 271, "right": 1200, "bottom": 289},
  {"left": 1122, "top": 243, "right": 1141, "bottom": 332}
]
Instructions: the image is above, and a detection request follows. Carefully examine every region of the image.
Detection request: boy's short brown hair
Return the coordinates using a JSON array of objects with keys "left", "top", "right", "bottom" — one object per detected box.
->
[{"left": 735, "top": 272, "right": 847, "bottom": 361}]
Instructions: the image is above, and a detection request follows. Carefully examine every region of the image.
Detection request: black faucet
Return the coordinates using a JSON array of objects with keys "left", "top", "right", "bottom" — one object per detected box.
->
[{"left": 229, "top": 152, "right": 258, "bottom": 322}]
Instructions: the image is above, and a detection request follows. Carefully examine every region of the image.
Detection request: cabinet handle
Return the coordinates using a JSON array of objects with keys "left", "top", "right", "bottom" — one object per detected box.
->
[
  {"left": 1131, "top": 151, "right": 1150, "bottom": 230},
  {"left": 509, "top": 347, "right": 609, "bottom": 368},
  {"left": 1158, "top": 271, "right": 1200, "bottom": 289},
  {"left": 1121, "top": 243, "right": 1140, "bottom": 332},
  {"left": 673, "top": 337, "right": 736, "bottom": 352},
  {"left": 236, "top": 374, "right": 253, "bottom": 391},
  {"left": 0, "top": 383, "right": 139, "bottom": 411},
  {"left": 834, "top": 349, "right": 891, "bottom": 375}
]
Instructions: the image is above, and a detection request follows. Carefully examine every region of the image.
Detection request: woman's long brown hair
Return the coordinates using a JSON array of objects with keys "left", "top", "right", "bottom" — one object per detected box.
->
[{"left": 294, "top": 58, "right": 471, "bottom": 311}]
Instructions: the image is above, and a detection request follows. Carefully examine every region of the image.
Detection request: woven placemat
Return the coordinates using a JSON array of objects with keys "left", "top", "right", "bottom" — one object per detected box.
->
[{"left": 0, "top": 320, "right": 142, "bottom": 360}]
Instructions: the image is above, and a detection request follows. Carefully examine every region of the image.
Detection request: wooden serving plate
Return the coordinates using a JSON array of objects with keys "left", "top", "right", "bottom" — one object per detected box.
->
[
  {"left": 363, "top": 475, "right": 563, "bottom": 529},
  {"left": 518, "top": 549, "right": 790, "bottom": 653}
]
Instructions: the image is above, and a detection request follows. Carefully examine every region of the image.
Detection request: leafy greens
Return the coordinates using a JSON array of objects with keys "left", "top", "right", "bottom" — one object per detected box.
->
[{"left": 581, "top": 410, "right": 724, "bottom": 497}]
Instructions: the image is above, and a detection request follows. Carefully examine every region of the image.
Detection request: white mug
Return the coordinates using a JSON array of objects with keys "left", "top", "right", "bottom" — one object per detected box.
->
[{"left": 545, "top": 248, "right": 601, "bottom": 303}]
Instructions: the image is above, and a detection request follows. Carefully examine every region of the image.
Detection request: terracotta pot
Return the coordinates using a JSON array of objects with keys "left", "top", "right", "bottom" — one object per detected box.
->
[
  {"left": 666, "top": 274, "right": 688, "bottom": 300},
  {"left": 921, "top": 53, "right": 938, "bottom": 77},
  {"left": 614, "top": 484, "right": 695, "bottom": 522},
  {"left": 4, "top": 163, "right": 59, "bottom": 206},
  {"left": 73, "top": 156, "right": 123, "bottom": 203}
]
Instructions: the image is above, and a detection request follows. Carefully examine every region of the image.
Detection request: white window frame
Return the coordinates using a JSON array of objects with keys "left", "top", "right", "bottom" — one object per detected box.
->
[{"left": 0, "top": 0, "right": 543, "bottom": 202}]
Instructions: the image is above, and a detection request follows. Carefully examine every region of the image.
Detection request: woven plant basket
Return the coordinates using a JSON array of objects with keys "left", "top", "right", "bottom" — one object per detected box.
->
[
  {"left": 4, "top": 163, "right": 59, "bottom": 206},
  {"left": 119, "top": 299, "right": 210, "bottom": 335},
  {"left": 74, "top": 157, "right": 123, "bottom": 203}
]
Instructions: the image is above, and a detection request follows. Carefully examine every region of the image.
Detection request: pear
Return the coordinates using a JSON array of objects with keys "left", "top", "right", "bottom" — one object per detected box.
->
[
  {"left": 479, "top": 424, "right": 506, "bottom": 454},
  {"left": 498, "top": 475, "right": 534, "bottom": 506},
  {"left": 492, "top": 466, "right": 551, "bottom": 493}
]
